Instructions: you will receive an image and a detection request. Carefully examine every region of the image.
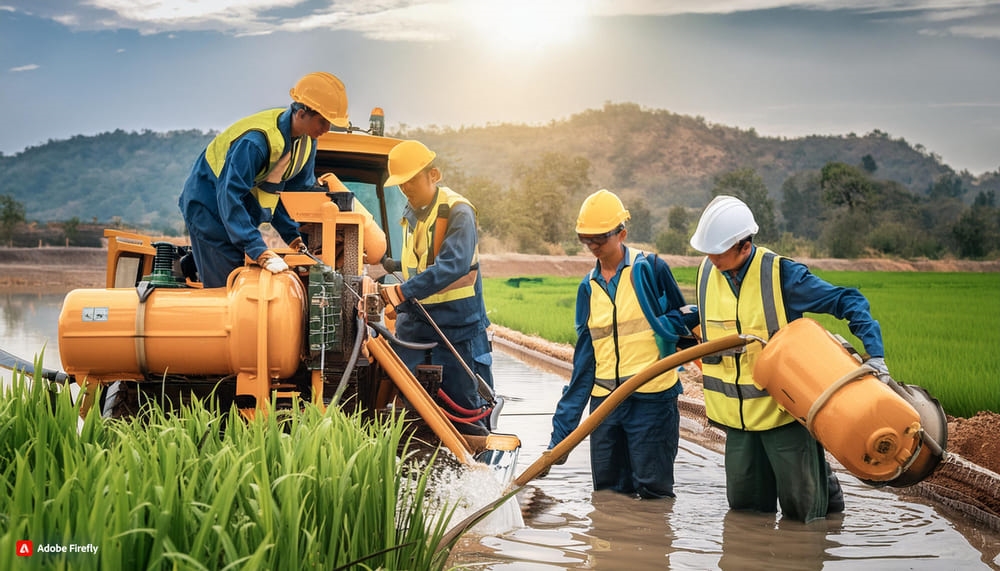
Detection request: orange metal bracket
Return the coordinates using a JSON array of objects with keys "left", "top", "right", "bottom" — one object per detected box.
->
[{"left": 365, "top": 334, "right": 476, "bottom": 465}]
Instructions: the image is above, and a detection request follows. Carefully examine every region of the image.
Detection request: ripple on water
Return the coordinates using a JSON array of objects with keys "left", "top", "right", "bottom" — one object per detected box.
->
[{"left": 447, "top": 351, "right": 999, "bottom": 570}]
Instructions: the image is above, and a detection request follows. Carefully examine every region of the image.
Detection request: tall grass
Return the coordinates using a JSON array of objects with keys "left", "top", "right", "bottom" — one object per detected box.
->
[
  {"left": 484, "top": 270, "right": 999, "bottom": 418},
  {"left": 0, "top": 366, "right": 461, "bottom": 570}
]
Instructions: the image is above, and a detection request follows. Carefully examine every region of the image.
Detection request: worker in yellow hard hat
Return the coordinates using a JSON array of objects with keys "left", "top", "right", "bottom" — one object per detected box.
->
[
  {"left": 689, "top": 194, "right": 888, "bottom": 522},
  {"left": 378, "top": 140, "right": 496, "bottom": 436},
  {"left": 178, "top": 72, "right": 350, "bottom": 287},
  {"left": 545, "top": 189, "right": 699, "bottom": 498}
]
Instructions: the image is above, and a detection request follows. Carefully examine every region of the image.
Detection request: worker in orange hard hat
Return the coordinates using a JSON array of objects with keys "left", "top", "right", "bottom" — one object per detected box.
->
[
  {"left": 689, "top": 194, "right": 888, "bottom": 522},
  {"left": 178, "top": 72, "right": 350, "bottom": 288},
  {"left": 378, "top": 140, "right": 497, "bottom": 436},
  {"left": 544, "top": 189, "right": 699, "bottom": 498}
]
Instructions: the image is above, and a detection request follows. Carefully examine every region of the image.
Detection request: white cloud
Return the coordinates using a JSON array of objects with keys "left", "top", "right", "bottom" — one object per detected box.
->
[
  {"left": 9, "top": 63, "right": 39, "bottom": 72},
  {"left": 3, "top": 0, "right": 998, "bottom": 40}
]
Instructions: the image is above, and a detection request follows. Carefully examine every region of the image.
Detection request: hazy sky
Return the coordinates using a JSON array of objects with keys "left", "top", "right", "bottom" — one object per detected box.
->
[{"left": 1, "top": 1, "right": 998, "bottom": 174}]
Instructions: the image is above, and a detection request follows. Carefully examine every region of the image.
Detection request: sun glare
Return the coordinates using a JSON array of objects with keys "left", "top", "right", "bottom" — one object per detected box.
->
[{"left": 461, "top": 0, "right": 588, "bottom": 53}]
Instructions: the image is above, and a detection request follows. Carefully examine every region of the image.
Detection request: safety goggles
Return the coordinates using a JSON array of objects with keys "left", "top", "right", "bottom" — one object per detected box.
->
[{"left": 578, "top": 225, "right": 624, "bottom": 246}]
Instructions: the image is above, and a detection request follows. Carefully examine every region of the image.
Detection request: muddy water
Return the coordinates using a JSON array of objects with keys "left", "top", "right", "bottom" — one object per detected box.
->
[
  {"left": 2, "top": 293, "right": 999, "bottom": 569},
  {"left": 0, "top": 292, "right": 63, "bottom": 378},
  {"left": 448, "top": 350, "right": 1000, "bottom": 570}
]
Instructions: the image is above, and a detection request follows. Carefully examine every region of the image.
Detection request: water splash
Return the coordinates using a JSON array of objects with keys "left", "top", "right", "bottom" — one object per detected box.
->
[{"left": 427, "top": 462, "right": 525, "bottom": 535}]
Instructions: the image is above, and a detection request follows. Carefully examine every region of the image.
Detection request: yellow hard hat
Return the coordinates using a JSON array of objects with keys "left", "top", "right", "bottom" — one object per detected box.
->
[
  {"left": 385, "top": 140, "right": 437, "bottom": 187},
  {"left": 576, "top": 189, "right": 630, "bottom": 234},
  {"left": 289, "top": 72, "right": 349, "bottom": 128}
]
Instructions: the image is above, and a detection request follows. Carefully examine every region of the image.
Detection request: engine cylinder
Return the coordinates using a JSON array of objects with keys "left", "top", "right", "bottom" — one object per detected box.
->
[
  {"left": 58, "top": 267, "right": 305, "bottom": 380},
  {"left": 753, "top": 318, "right": 923, "bottom": 483}
]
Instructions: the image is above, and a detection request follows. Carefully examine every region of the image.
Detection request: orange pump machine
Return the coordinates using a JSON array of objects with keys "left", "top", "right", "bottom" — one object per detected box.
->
[
  {"left": 57, "top": 128, "right": 520, "bottom": 473},
  {"left": 753, "top": 318, "right": 946, "bottom": 487}
]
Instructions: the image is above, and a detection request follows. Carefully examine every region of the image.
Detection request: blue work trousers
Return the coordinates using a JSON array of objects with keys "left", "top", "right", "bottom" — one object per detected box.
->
[{"left": 589, "top": 393, "right": 679, "bottom": 499}]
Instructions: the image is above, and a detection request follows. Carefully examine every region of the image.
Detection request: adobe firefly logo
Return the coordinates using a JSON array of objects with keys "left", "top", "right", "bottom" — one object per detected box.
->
[{"left": 16, "top": 540, "right": 33, "bottom": 557}]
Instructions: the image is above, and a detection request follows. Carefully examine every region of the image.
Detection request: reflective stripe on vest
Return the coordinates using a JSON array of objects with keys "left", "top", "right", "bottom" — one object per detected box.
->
[
  {"left": 205, "top": 108, "right": 314, "bottom": 216},
  {"left": 696, "top": 247, "right": 794, "bottom": 430},
  {"left": 589, "top": 249, "right": 679, "bottom": 398},
  {"left": 400, "top": 186, "right": 479, "bottom": 305}
]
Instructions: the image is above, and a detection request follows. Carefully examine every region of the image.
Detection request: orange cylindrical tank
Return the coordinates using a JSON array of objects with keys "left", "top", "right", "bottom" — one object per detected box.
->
[
  {"left": 753, "top": 318, "right": 922, "bottom": 483},
  {"left": 58, "top": 267, "right": 305, "bottom": 381}
]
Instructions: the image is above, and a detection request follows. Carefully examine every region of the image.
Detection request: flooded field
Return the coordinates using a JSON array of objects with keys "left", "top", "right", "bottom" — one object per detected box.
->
[
  {"left": 2, "top": 292, "right": 999, "bottom": 569},
  {"left": 448, "top": 350, "right": 1000, "bottom": 570}
]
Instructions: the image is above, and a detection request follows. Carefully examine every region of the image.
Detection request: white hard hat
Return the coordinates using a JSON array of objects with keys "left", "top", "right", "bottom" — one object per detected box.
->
[{"left": 689, "top": 195, "right": 759, "bottom": 254}]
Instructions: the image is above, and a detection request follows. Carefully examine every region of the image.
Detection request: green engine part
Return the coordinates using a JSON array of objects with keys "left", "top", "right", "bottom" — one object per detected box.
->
[{"left": 307, "top": 263, "right": 342, "bottom": 367}]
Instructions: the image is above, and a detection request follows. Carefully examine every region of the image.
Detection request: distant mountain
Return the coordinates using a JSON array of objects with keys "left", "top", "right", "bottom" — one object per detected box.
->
[
  {"left": 400, "top": 102, "right": 995, "bottom": 213},
  {"left": 0, "top": 129, "right": 213, "bottom": 234},
  {"left": 1, "top": 103, "right": 996, "bottom": 232}
]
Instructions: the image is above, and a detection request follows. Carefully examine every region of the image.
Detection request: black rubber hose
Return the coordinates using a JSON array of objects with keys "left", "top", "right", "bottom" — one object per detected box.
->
[{"left": 330, "top": 315, "right": 366, "bottom": 407}]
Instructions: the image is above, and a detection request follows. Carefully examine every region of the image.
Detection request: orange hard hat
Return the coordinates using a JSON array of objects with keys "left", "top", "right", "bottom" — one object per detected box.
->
[{"left": 289, "top": 72, "right": 349, "bottom": 128}]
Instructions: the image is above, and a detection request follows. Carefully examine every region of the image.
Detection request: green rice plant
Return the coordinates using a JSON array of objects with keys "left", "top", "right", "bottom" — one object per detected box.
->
[
  {"left": 808, "top": 271, "right": 1000, "bottom": 419},
  {"left": 484, "top": 277, "right": 581, "bottom": 343},
  {"left": 0, "top": 362, "right": 465, "bottom": 571},
  {"left": 484, "top": 270, "right": 999, "bottom": 418},
  {"left": 483, "top": 269, "right": 701, "bottom": 344}
]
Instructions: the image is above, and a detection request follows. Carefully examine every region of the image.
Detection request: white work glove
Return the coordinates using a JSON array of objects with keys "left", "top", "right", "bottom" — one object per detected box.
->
[
  {"left": 256, "top": 250, "right": 289, "bottom": 274},
  {"left": 866, "top": 357, "right": 890, "bottom": 380}
]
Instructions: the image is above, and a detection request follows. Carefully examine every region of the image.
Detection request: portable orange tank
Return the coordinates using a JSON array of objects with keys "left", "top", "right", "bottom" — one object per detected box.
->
[
  {"left": 753, "top": 318, "right": 922, "bottom": 483},
  {"left": 58, "top": 266, "right": 305, "bottom": 382}
]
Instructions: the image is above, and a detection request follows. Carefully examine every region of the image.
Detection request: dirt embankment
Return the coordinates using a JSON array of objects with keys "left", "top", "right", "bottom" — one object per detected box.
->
[
  {"left": 0, "top": 247, "right": 108, "bottom": 291},
  {"left": 477, "top": 252, "right": 1000, "bottom": 277},
  {"left": 2, "top": 248, "right": 997, "bottom": 291}
]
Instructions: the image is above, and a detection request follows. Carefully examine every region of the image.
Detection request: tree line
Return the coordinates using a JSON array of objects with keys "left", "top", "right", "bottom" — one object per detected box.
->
[
  {"left": 443, "top": 152, "right": 999, "bottom": 260},
  {"left": 2, "top": 151, "right": 998, "bottom": 258}
]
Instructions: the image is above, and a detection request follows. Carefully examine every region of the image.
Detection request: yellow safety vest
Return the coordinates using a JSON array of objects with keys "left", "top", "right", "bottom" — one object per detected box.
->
[
  {"left": 696, "top": 247, "right": 795, "bottom": 430},
  {"left": 205, "top": 108, "right": 314, "bottom": 216},
  {"left": 589, "top": 249, "right": 679, "bottom": 398},
  {"left": 400, "top": 186, "right": 479, "bottom": 305}
]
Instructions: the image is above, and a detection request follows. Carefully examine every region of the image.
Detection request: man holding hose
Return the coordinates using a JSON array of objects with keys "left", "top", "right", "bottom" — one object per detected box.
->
[
  {"left": 546, "top": 189, "right": 698, "bottom": 498},
  {"left": 689, "top": 194, "right": 888, "bottom": 522}
]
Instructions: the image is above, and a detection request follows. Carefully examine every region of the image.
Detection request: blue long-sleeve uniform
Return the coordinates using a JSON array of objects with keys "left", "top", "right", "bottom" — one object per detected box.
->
[
  {"left": 390, "top": 197, "right": 494, "bottom": 428},
  {"left": 178, "top": 107, "right": 312, "bottom": 287},
  {"left": 719, "top": 246, "right": 884, "bottom": 357},
  {"left": 394, "top": 201, "right": 490, "bottom": 343},
  {"left": 548, "top": 250, "right": 697, "bottom": 448}
]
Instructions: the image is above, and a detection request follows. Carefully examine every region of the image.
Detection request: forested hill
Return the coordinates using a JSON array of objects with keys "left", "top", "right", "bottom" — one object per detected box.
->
[
  {"left": 0, "top": 129, "right": 214, "bottom": 231},
  {"left": 400, "top": 102, "right": 997, "bottom": 212},
  {"left": 1, "top": 102, "right": 997, "bottom": 238}
]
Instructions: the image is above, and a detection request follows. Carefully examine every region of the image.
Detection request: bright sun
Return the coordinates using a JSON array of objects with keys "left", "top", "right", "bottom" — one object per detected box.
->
[{"left": 460, "top": 0, "right": 588, "bottom": 53}]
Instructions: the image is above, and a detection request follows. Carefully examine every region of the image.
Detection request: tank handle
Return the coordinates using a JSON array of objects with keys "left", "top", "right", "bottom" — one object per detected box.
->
[{"left": 805, "top": 363, "right": 876, "bottom": 435}]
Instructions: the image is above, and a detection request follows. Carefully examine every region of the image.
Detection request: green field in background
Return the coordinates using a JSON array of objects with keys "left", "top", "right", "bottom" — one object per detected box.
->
[{"left": 484, "top": 270, "right": 1000, "bottom": 418}]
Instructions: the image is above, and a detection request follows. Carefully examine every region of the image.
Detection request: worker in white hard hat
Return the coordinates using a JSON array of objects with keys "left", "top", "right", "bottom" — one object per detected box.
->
[
  {"left": 378, "top": 140, "right": 495, "bottom": 436},
  {"left": 179, "top": 72, "right": 349, "bottom": 288},
  {"left": 690, "top": 194, "right": 888, "bottom": 522},
  {"left": 544, "top": 189, "right": 699, "bottom": 498}
]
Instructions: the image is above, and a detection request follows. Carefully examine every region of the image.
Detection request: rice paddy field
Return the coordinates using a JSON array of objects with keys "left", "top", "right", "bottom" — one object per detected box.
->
[
  {"left": 483, "top": 270, "right": 1000, "bottom": 419},
  {"left": 0, "top": 372, "right": 463, "bottom": 571}
]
